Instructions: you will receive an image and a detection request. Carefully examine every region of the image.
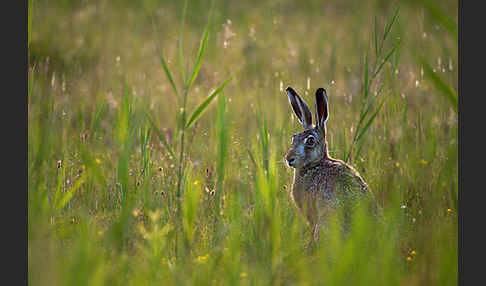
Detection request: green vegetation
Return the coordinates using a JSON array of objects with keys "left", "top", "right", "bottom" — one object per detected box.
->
[{"left": 28, "top": 0, "right": 458, "bottom": 285}]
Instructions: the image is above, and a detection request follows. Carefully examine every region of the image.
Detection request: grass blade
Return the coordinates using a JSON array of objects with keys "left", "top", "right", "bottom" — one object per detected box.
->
[
  {"left": 215, "top": 94, "right": 228, "bottom": 217},
  {"left": 420, "top": 0, "right": 458, "bottom": 40},
  {"left": 144, "top": 111, "right": 176, "bottom": 158},
  {"left": 157, "top": 47, "right": 180, "bottom": 99},
  {"left": 185, "top": 75, "right": 232, "bottom": 129},
  {"left": 419, "top": 57, "right": 458, "bottom": 113},
  {"left": 372, "top": 39, "right": 400, "bottom": 79},
  {"left": 383, "top": 4, "right": 400, "bottom": 42},
  {"left": 150, "top": 16, "right": 179, "bottom": 100},
  {"left": 55, "top": 172, "right": 87, "bottom": 211},
  {"left": 355, "top": 98, "right": 385, "bottom": 142},
  {"left": 187, "top": 22, "right": 210, "bottom": 89}
]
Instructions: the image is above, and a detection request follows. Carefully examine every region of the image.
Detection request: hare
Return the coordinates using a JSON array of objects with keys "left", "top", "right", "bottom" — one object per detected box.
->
[{"left": 284, "top": 87, "right": 377, "bottom": 239}]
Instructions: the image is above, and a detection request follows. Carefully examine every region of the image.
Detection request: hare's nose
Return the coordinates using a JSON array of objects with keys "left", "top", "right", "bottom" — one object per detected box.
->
[{"left": 286, "top": 157, "right": 296, "bottom": 166}]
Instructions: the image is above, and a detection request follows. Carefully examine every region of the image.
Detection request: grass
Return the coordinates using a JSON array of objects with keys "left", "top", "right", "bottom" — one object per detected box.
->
[{"left": 28, "top": 0, "right": 457, "bottom": 285}]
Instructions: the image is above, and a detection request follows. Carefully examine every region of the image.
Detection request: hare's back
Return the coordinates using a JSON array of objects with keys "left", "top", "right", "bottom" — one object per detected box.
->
[{"left": 318, "top": 158, "right": 370, "bottom": 199}]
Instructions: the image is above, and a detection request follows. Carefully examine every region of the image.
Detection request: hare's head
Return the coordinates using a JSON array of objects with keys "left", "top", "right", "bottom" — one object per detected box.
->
[{"left": 285, "top": 87, "right": 329, "bottom": 169}]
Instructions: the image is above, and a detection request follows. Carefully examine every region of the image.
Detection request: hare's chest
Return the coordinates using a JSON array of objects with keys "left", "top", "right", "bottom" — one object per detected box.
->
[
  {"left": 290, "top": 177, "right": 324, "bottom": 218},
  {"left": 291, "top": 172, "right": 336, "bottom": 210}
]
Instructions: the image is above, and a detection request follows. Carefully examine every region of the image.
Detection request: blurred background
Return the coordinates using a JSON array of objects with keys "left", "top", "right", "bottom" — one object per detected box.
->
[{"left": 28, "top": 0, "right": 457, "bottom": 285}]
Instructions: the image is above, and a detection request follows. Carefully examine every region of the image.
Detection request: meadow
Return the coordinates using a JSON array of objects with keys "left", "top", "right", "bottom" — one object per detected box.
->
[{"left": 28, "top": 0, "right": 458, "bottom": 285}]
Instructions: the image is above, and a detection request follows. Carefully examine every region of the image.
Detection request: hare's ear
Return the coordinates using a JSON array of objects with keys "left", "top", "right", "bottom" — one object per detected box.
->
[
  {"left": 286, "top": 87, "right": 313, "bottom": 129},
  {"left": 315, "top": 88, "right": 329, "bottom": 134}
]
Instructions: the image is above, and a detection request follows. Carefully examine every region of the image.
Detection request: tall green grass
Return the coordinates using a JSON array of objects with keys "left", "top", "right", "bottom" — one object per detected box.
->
[{"left": 28, "top": 0, "right": 457, "bottom": 285}]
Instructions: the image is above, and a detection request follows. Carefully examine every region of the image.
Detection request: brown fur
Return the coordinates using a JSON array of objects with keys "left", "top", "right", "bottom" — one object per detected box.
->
[
  {"left": 284, "top": 87, "right": 377, "bottom": 232},
  {"left": 290, "top": 153, "right": 372, "bottom": 227}
]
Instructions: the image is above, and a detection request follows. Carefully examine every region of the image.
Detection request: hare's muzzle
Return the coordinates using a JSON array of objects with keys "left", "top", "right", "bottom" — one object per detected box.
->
[{"left": 285, "top": 151, "right": 296, "bottom": 167}]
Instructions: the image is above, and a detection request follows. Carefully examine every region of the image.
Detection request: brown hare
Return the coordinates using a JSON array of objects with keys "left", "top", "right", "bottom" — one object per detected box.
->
[{"left": 284, "top": 87, "right": 377, "bottom": 240}]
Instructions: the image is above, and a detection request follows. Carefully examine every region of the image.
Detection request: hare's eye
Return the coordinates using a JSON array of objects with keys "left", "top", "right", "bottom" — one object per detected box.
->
[{"left": 305, "top": 136, "right": 315, "bottom": 146}]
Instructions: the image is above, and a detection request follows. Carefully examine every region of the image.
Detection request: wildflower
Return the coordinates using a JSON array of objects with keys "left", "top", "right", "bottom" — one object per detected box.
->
[
  {"left": 194, "top": 180, "right": 199, "bottom": 186},
  {"left": 71, "top": 217, "right": 76, "bottom": 224},
  {"left": 57, "top": 160, "right": 62, "bottom": 169},
  {"left": 411, "top": 250, "right": 417, "bottom": 255},
  {"left": 407, "top": 256, "right": 413, "bottom": 262},
  {"left": 95, "top": 158, "right": 101, "bottom": 165},
  {"left": 418, "top": 210, "right": 422, "bottom": 215},
  {"left": 82, "top": 165, "right": 86, "bottom": 170},
  {"left": 210, "top": 190, "right": 215, "bottom": 196},
  {"left": 401, "top": 205, "right": 407, "bottom": 209},
  {"left": 447, "top": 208, "right": 453, "bottom": 213},
  {"left": 133, "top": 209, "right": 139, "bottom": 217},
  {"left": 196, "top": 254, "right": 209, "bottom": 263},
  {"left": 97, "top": 231, "right": 103, "bottom": 236},
  {"left": 240, "top": 272, "right": 248, "bottom": 278},
  {"left": 395, "top": 162, "right": 400, "bottom": 167},
  {"left": 420, "top": 159, "right": 428, "bottom": 165}
]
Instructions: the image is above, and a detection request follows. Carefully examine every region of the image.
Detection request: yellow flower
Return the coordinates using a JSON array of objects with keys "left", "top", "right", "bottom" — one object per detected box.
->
[
  {"left": 194, "top": 180, "right": 199, "bottom": 186},
  {"left": 447, "top": 208, "right": 453, "bottom": 213},
  {"left": 420, "top": 159, "right": 428, "bottom": 165},
  {"left": 133, "top": 209, "right": 139, "bottom": 217},
  {"left": 407, "top": 256, "right": 413, "bottom": 261},
  {"left": 411, "top": 250, "right": 417, "bottom": 255},
  {"left": 82, "top": 165, "right": 86, "bottom": 170},
  {"left": 197, "top": 254, "right": 209, "bottom": 263},
  {"left": 240, "top": 272, "right": 248, "bottom": 278},
  {"left": 395, "top": 162, "right": 400, "bottom": 167},
  {"left": 97, "top": 231, "right": 103, "bottom": 236},
  {"left": 418, "top": 210, "right": 422, "bottom": 215},
  {"left": 96, "top": 158, "right": 101, "bottom": 165}
]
